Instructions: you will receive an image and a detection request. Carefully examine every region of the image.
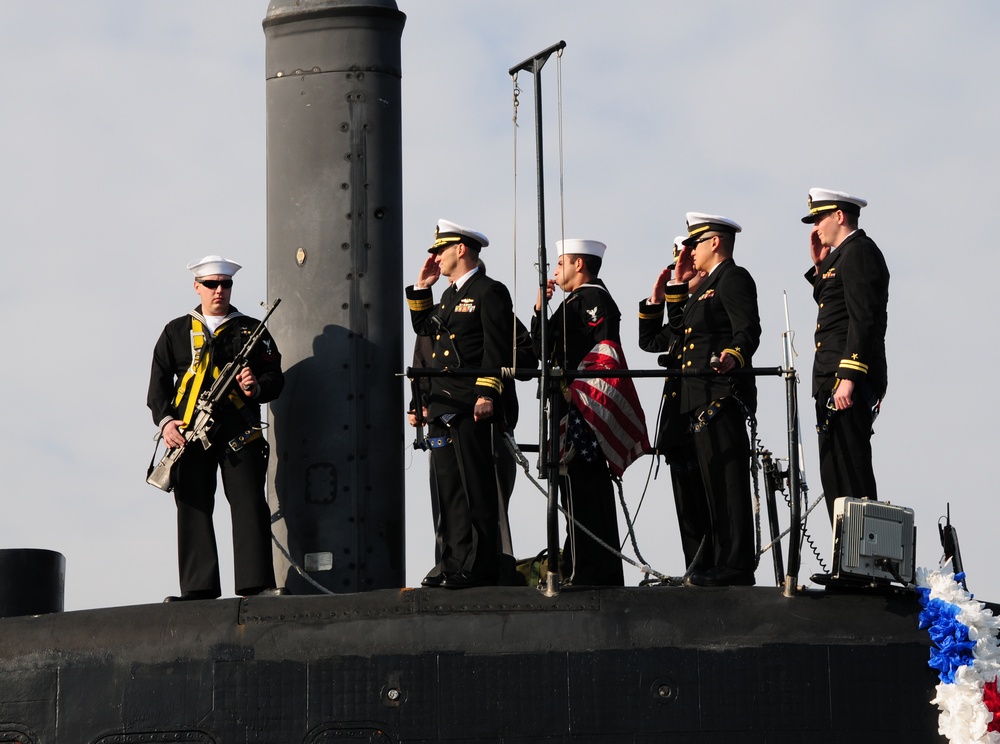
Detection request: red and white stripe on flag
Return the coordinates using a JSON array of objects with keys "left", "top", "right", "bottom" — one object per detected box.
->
[{"left": 567, "top": 340, "right": 650, "bottom": 477}]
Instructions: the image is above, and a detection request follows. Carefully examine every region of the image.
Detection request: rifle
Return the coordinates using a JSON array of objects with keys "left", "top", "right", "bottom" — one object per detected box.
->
[{"left": 146, "top": 299, "right": 281, "bottom": 492}]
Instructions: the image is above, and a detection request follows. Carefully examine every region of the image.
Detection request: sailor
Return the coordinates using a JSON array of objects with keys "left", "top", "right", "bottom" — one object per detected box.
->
[
  {"left": 667, "top": 214, "right": 761, "bottom": 587},
  {"left": 406, "top": 220, "right": 515, "bottom": 589},
  {"left": 802, "top": 188, "right": 889, "bottom": 517},
  {"left": 407, "top": 258, "right": 529, "bottom": 586},
  {"left": 147, "top": 255, "right": 285, "bottom": 601},
  {"left": 638, "top": 236, "right": 712, "bottom": 574},
  {"left": 532, "top": 239, "right": 626, "bottom": 587}
]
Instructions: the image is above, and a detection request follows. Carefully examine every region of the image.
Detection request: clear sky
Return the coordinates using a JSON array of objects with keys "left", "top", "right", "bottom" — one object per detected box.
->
[{"left": 2, "top": 1, "right": 997, "bottom": 611}]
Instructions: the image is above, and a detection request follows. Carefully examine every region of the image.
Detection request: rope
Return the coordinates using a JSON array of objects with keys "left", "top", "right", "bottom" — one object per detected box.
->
[
  {"left": 511, "top": 73, "right": 521, "bottom": 377},
  {"left": 608, "top": 389, "right": 821, "bottom": 581},
  {"left": 561, "top": 463, "right": 577, "bottom": 584},
  {"left": 781, "top": 367, "right": 829, "bottom": 573},
  {"left": 617, "top": 381, "right": 665, "bottom": 533},
  {"left": 556, "top": 48, "right": 569, "bottom": 367},
  {"left": 749, "top": 413, "right": 763, "bottom": 569},
  {"left": 631, "top": 397, "right": 704, "bottom": 587},
  {"left": 502, "top": 432, "right": 669, "bottom": 582},
  {"left": 732, "top": 395, "right": 764, "bottom": 570},
  {"left": 499, "top": 422, "right": 819, "bottom": 586},
  {"left": 736, "top": 397, "right": 828, "bottom": 575},
  {"left": 614, "top": 474, "right": 654, "bottom": 582},
  {"left": 621, "top": 445, "right": 656, "bottom": 537},
  {"left": 777, "top": 475, "right": 830, "bottom": 573},
  {"left": 269, "top": 526, "right": 335, "bottom": 595},
  {"left": 556, "top": 48, "right": 566, "bottom": 253},
  {"left": 758, "top": 488, "right": 828, "bottom": 569}
]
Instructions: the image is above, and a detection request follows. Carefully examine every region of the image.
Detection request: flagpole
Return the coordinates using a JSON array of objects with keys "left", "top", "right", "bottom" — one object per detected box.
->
[{"left": 510, "top": 40, "right": 567, "bottom": 597}]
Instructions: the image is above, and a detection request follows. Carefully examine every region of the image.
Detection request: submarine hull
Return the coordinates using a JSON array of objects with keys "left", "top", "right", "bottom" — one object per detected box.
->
[{"left": 0, "top": 587, "right": 944, "bottom": 742}]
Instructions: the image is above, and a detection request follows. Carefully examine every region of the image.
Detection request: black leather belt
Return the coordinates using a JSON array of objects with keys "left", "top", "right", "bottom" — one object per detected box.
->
[
  {"left": 228, "top": 427, "right": 261, "bottom": 452},
  {"left": 691, "top": 400, "right": 723, "bottom": 434}
]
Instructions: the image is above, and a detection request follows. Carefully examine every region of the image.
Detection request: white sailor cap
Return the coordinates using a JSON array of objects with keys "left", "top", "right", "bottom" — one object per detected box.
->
[
  {"left": 682, "top": 213, "right": 742, "bottom": 246},
  {"left": 429, "top": 219, "right": 489, "bottom": 253},
  {"left": 801, "top": 188, "right": 867, "bottom": 224},
  {"left": 670, "top": 235, "right": 686, "bottom": 267},
  {"left": 187, "top": 255, "right": 242, "bottom": 278},
  {"left": 557, "top": 239, "right": 607, "bottom": 259}
]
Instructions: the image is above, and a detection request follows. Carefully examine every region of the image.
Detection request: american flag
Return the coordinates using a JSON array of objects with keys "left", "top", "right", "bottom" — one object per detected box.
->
[{"left": 561, "top": 340, "right": 650, "bottom": 477}]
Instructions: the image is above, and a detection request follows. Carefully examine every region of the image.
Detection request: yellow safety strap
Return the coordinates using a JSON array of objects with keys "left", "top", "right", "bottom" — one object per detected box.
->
[{"left": 172, "top": 318, "right": 246, "bottom": 425}]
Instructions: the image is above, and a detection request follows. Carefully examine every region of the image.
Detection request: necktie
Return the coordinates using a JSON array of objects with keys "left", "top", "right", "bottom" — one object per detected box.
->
[{"left": 441, "top": 284, "right": 457, "bottom": 310}]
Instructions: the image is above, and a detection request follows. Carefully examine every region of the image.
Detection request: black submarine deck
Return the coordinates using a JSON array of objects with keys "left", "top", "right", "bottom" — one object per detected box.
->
[{"left": 0, "top": 585, "right": 946, "bottom": 743}]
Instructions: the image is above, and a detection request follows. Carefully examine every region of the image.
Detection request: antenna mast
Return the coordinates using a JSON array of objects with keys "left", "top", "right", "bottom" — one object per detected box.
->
[{"left": 782, "top": 291, "right": 804, "bottom": 596}]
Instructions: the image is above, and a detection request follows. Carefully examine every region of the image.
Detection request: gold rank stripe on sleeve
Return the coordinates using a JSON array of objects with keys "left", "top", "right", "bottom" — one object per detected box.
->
[
  {"left": 664, "top": 287, "right": 688, "bottom": 304},
  {"left": 839, "top": 358, "right": 869, "bottom": 374},
  {"left": 407, "top": 296, "right": 433, "bottom": 312},
  {"left": 723, "top": 347, "right": 745, "bottom": 367},
  {"left": 476, "top": 376, "right": 503, "bottom": 394},
  {"left": 638, "top": 308, "right": 664, "bottom": 320}
]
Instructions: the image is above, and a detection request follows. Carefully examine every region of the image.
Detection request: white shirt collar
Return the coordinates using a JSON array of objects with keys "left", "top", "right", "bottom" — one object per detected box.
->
[
  {"left": 452, "top": 266, "right": 479, "bottom": 290},
  {"left": 706, "top": 257, "right": 730, "bottom": 276},
  {"left": 832, "top": 229, "right": 859, "bottom": 251}
]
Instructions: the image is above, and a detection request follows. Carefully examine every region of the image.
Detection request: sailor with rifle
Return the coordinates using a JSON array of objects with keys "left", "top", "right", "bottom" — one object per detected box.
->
[{"left": 147, "top": 255, "right": 285, "bottom": 602}]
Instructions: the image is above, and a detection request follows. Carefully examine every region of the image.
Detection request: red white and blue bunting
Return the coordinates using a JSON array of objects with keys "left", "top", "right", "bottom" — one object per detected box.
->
[{"left": 917, "top": 563, "right": 1000, "bottom": 743}]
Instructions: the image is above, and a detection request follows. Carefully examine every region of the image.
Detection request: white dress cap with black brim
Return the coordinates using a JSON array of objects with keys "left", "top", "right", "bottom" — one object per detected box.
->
[
  {"left": 429, "top": 218, "right": 490, "bottom": 253},
  {"left": 801, "top": 188, "right": 868, "bottom": 224},
  {"left": 187, "top": 255, "right": 242, "bottom": 278},
  {"left": 682, "top": 213, "right": 742, "bottom": 246},
  {"left": 557, "top": 239, "right": 607, "bottom": 259}
]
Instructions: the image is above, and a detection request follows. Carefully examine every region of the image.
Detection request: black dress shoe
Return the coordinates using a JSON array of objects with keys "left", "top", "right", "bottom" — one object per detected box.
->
[
  {"left": 684, "top": 567, "right": 756, "bottom": 587},
  {"left": 242, "top": 587, "right": 289, "bottom": 597},
  {"left": 421, "top": 573, "right": 446, "bottom": 588},
  {"left": 441, "top": 571, "right": 494, "bottom": 590},
  {"left": 163, "top": 590, "right": 219, "bottom": 603}
]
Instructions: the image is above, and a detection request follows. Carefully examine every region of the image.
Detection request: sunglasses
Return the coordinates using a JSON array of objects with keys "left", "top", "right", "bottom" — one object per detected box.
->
[{"left": 198, "top": 279, "right": 233, "bottom": 289}]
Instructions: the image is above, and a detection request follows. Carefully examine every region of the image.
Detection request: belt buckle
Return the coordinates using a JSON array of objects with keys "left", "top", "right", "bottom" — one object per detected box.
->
[{"left": 228, "top": 429, "right": 255, "bottom": 452}]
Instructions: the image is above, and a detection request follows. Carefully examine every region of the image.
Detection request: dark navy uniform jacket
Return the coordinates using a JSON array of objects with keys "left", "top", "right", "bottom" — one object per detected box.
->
[
  {"left": 666, "top": 259, "right": 761, "bottom": 415},
  {"left": 638, "top": 298, "right": 687, "bottom": 454},
  {"left": 805, "top": 229, "right": 889, "bottom": 399},
  {"left": 406, "top": 271, "right": 515, "bottom": 418},
  {"left": 147, "top": 306, "right": 284, "bottom": 440},
  {"left": 532, "top": 280, "right": 622, "bottom": 371}
]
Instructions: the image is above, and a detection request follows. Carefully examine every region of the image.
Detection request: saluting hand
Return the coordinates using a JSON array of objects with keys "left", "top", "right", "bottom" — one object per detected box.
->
[
  {"left": 810, "top": 229, "right": 829, "bottom": 270},
  {"left": 673, "top": 247, "right": 697, "bottom": 284},
  {"left": 648, "top": 266, "right": 672, "bottom": 304},
  {"left": 416, "top": 255, "right": 441, "bottom": 289},
  {"left": 535, "top": 279, "right": 556, "bottom": 311}
]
